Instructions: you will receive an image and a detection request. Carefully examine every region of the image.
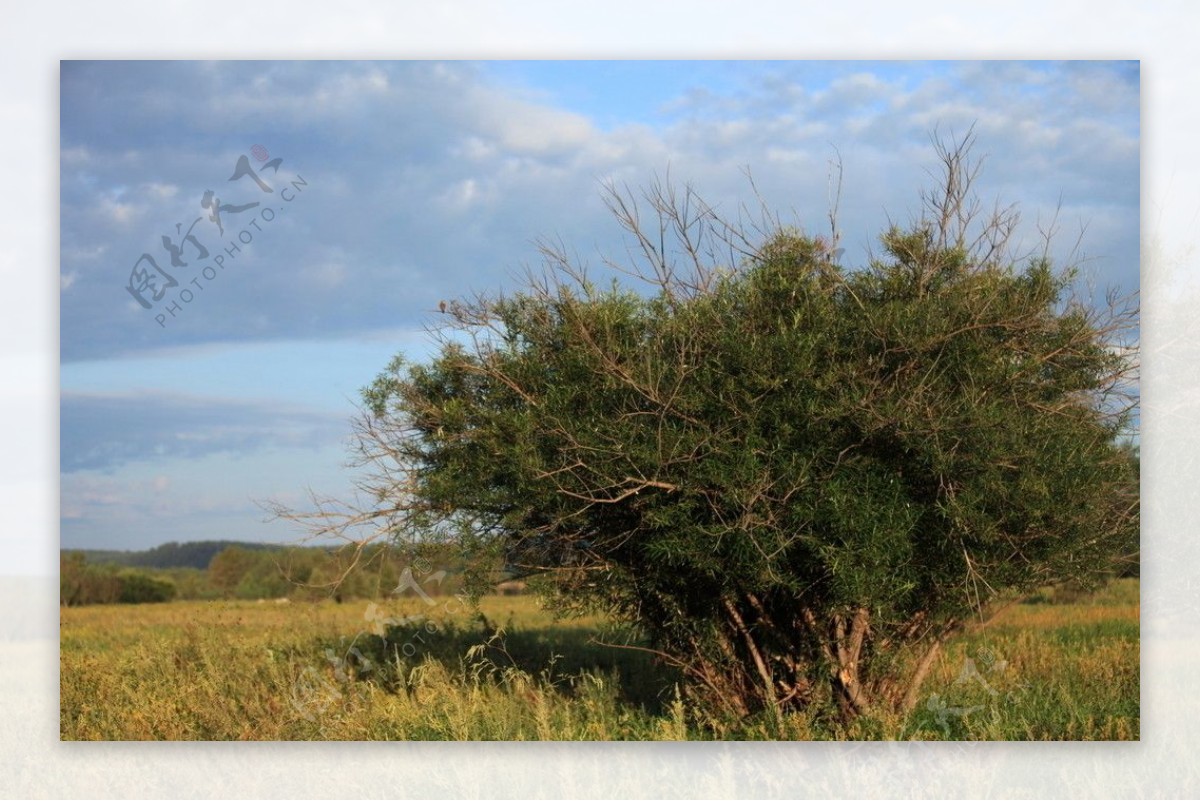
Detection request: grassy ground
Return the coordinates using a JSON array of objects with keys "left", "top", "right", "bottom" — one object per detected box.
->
[{"left": 60, "top": 580, "right": 1138, "bottom": 741}]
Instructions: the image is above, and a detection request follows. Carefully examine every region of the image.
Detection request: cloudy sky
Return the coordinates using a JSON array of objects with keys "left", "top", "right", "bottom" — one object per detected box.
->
[{"left": 60, "top": 60, "right": 1140, "bottom": 551}]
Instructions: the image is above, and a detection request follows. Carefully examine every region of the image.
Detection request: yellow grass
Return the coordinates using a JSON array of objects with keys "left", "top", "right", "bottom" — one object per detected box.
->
[{"left": 60, "top": 581, "right": 1138, "bottom": 741}]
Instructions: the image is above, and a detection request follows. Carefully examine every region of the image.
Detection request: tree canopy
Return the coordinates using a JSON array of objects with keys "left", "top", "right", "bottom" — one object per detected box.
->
[{"left": 287, "top": 132, "right": 1139, "bottom": 726}]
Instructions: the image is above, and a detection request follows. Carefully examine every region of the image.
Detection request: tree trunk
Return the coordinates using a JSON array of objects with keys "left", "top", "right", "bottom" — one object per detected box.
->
[
  {"left": 900, "top": 638, "right": 944, "bottom": 712},
  {"left": 681, "top": 594, "right": 951, "bottom": 727}
]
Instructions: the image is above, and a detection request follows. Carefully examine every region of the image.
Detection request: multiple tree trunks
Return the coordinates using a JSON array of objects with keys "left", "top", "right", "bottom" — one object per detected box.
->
[{"left": 676, "top": 594, "right": 948, "bottom": 723}]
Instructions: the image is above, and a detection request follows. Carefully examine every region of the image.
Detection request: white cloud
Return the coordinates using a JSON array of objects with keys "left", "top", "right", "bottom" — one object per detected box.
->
[
  {"left": 61, "top": 243, "right": 107, "bottom": 261},
  {"left": 455, "top": 136, "right": 498, "bottom": 161},
  {"left": 143, "top": 182, "right": 179, "bottom": 201},
  {"left": 814, "top": 71, "right": 890, "bottom": 112},
  {"left": 438, "top": 177, "right": 487, "bottom": 211},
  {"left": 98, "top": 195, "right": 137, "bottom": 225},
  {"left": 60, "top": 61, "right": 1139, "bottom": 368},
  {"left": 312, "top": 68, "right": 393, "bottom": 110},
  {"left": 493, "top": 104, "right": 595, "bottom": 154}
]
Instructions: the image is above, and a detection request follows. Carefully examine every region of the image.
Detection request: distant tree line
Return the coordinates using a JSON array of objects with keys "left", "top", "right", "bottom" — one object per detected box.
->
[
  {"left": 60, "top": 552, "right": 177, "bottom": 605},
  {"left": 69, "top": 540, "right": 280, "bottom": 571},
  {"left": 60, "top": 541, "right": 477, "bottom": 605}
]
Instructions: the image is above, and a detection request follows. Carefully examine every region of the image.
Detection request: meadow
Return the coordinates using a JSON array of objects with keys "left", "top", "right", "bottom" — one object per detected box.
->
[{"left": 60, "top": 579, "right": 1139, "bottom": 741}]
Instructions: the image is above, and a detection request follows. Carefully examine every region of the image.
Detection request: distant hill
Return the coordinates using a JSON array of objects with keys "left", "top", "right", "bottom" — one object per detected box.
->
[{"left": 66, "top": 540, "right": 285, "bottom": 571}]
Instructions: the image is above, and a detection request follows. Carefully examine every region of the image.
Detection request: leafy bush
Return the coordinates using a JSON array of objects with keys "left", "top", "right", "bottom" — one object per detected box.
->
[
  {"left": 282, "top": 133, "right": 1139, "bottom": 726},
  {"left": 116, "top": 571, "right": 177, "bottom": 604}
]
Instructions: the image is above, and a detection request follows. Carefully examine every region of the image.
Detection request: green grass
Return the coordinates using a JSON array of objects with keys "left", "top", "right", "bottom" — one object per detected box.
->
[{"left": 60, "top": 580, "right": 1138, "bottom": 740}]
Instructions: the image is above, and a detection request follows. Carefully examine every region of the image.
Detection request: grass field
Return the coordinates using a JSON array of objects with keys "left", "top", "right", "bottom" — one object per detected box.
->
[{"left": 60, "top": 579, "right": 1139, "bottom": 741}]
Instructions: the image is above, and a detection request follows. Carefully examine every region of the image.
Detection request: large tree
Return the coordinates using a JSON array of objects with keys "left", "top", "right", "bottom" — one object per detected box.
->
[{"left": 286, "top": 133, "right": 1139, "bottom": 726}]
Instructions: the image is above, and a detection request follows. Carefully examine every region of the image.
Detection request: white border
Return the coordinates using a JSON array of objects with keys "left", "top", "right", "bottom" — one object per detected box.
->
[{"left": 6, "top": 1, "right": 1195, "bottom": 797}]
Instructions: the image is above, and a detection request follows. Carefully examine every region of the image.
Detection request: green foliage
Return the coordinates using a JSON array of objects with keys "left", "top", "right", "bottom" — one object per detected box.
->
[
  {"left": 207, "top": 546, "right": 256, "bottom": 598},
  {"left": 60, "top": 552, "right": 177, "bottom": 605},
  {"left": 73, "top": 540, "right": 281, "bottom": 570},
  {"left": 63, "top": 541, "right": 480, "bottom": 605},
  {"left": 116, "top": 571, "right": 177, "bottom": 604},
  {"left": 159, "top": 567, "right": 223, "bottom": 600},
  {"left": 60, "top": 551, "right": 120, "bottom": 606},
  {"left": 305, "top": 137, "right": 1139, "bottom": 723}
]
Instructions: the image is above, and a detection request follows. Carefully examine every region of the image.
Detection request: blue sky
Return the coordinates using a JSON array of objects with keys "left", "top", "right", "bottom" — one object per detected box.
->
[{"left": 60, "top": 60, "right": 1140, "bottom": 551}]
